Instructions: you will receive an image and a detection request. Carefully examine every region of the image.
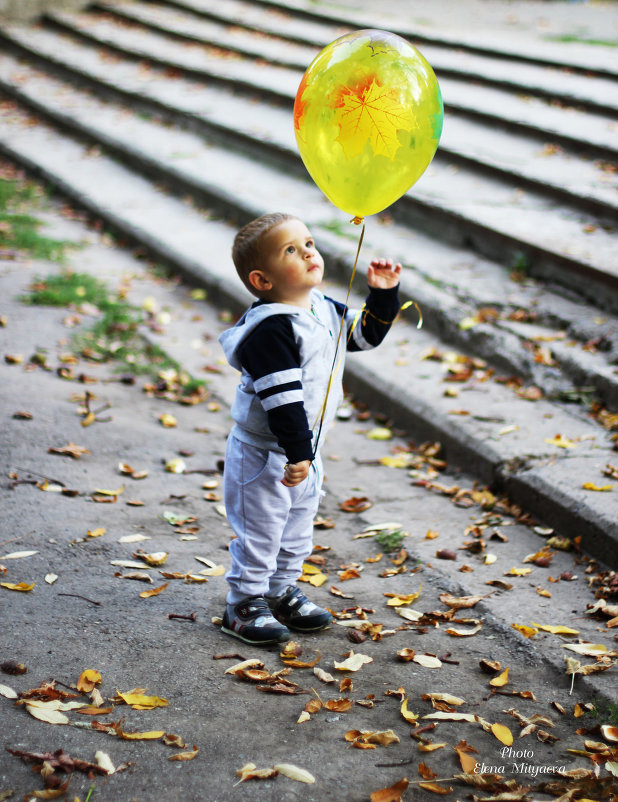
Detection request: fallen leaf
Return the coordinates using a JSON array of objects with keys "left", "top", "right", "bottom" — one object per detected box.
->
[
  {"left": 445, "top": 622, "right": 483, "bottom": 637},
  {"left": 400, "top": 698, "right": 419, "bottom": 724},
  {"left": 93, "top": 750, "right": 115, "bottom": 775},
  {"left": 165, "top": 458, "right": 186, "bottom": 474},
  {"left": 439, "top": 593, "right": 485, "bottom": 609},
  {"left": 334, "top": 652, "right": 373, "bottom": 671},
  {"left": 273, "top": 763, "right": 315, "bottom": 783},
  {"left": 0, "top": 683, "right": 18, "bottom": 699},
  {"left": 235, "top": 762, "right": 278, "bottom": 782},
  {"left": 0, "top": 550, "right": 38, "bottom": 560},
  {"left": 582, "top": 482, "right": 612, "bottom": 491},
  {"left": 531, "top": 622, "right": 579, "bottom": 635},
  {"left": 413, "top": 654, "right": 442, "bottom": 669},
  {"left": 87, "top": 528, "right": 106, "bottom": 538},
  {"left": 370, "top": 777, "right": 409, "bottom": 802},
  {"left": 1, "top": 582, "right": 35, "bottom": 592},
  {"left": 491, "top": 722, "right": 513, "bottom": 745},
  {"left": 45, "top": 574, "right": 58, "bottom": 585},
  {"left": 25, "top": 704, "right": 69, "bottom": 725},
  {"left": 512, "top": 624, "right": 538, "bottom": 638},
  {"left": 116, "top": 691, "right": 168, "bottom": 709},
  {"left": 418, "top": 782, "right": 452, "bottom": 795},
  {"left": 76, "top": 669, "right": 101, "bottom": 693},
  {"left": 339, "top": 496, "right": 373, "bottom": 513},
  {"left": 504, "top": 567, "right": 532, "bottom": 577},
  {"left": 489, "top": 668, "right": 509, "bottom": 687},
  {"left": 48, "top": 442, "right": 90, "bottom": 459},
  {"left": 313, "top": 667, "right": 335, "bottom": 684},
  {"left": 139, "top": 582, "right": 169, "bottom": 598},
  {"left": 121, "top": 729, "right": 165, "bottom": 740},
  {"left": 562, "top": 643, "right": 610, "bottom": 656},
  {"left": 545, "top": 434, "right": 577, "bottom": 449},
  {"left": 324, "top": 698, "right": 354, "bottom": 712},
  {"left": 422, "top": 693, "right": 465, "bottom": 706},
  {"left": 159, "top": 413, "right": 177, "bottom": 428}
]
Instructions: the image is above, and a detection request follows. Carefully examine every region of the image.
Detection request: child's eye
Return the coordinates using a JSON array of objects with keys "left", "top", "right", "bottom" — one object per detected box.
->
[
  {"left": 285, "top": 245, "right": 295, "bottom": 254},
  {"left": 306, "top": 240, "right": 314, "bottom": 248}
]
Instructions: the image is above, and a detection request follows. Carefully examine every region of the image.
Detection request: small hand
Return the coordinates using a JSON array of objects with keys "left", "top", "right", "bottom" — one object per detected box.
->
[
  {"left": 281, "top": 459, "right": 312, "bottom": 487},
  {"left": 367, "top": 258, "right": 402, "bottom": 289}
]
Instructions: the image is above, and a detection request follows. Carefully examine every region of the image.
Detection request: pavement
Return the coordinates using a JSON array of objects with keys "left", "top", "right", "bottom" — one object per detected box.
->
[{"left": 1, "top": 163, "right": 617, "bottom": 801}]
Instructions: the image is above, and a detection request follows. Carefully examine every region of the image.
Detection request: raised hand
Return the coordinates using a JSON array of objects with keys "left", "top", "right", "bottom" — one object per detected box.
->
[{"left": 367, "top": 258, "right": 402, "bottom": 289}]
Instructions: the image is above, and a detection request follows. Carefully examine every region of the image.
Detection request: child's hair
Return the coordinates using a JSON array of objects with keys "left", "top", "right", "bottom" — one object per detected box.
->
[{"left": 232, "top": 213, "right": 296, "bottom": 297}]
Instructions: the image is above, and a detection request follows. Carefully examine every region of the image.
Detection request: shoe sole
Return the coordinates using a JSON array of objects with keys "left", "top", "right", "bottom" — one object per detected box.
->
[
  {"left": 284, "top": 620, "right": 332, "bottom": 633},
  {"left": 220, "top": 624, "right": 289, "bottom": 646}
]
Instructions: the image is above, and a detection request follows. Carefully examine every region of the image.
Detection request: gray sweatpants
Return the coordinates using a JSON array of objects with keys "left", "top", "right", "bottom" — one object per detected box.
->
[{"left": 223, "top": 434, "right": 323, "bottom": 604}]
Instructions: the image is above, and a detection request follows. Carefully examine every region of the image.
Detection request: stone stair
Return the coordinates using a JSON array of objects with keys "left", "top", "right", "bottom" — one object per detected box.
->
[{"left": 0, "top": 0, "right": 616, "bottom": 564}]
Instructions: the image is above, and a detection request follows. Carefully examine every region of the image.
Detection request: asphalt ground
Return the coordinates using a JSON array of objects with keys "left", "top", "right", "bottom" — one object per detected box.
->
[{"left": 0, "top": 170, "right": 617, "bottom": 801}]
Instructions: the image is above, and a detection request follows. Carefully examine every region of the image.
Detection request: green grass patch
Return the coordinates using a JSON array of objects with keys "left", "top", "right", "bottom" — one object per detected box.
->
[
  {"left": 374, "top": 528, "right": 406, "bottom": 552},
  {"left": 0, "top": 175, "right": 73, "bottom": 262},
  {"left": 587, "top": 698, "right": 618, "bottom": 726},
  {"left": 545, "top": 34, "right": 617, "bottom": 48},
  {"left": 24, "top": 269, "right": 198, "bottom": 383}
]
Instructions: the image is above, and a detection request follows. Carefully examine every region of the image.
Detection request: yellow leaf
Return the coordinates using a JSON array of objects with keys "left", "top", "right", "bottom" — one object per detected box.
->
[
  {"left": 159, "top": 413, "right": 177, "bottom": 428},
  {"left": 385, "top": 585, "right": 422, "bottom": 606},
  {"left": 367, "top": 427, "right": 392, "bottom": 440},
  {"left": 169, "top": 745, "right": 199, "bottom": 761},
  {"left": 141, "top": 552, "right": 168, "bottom": 566},
  {"left": 1, "top": 581, "right": 35, "bottom": 592},
  {"left": 530, "top": 622, "right": 579, "bottom": 635},
  {"left": 562, "top": 643, "right": 608, "bottom": 656},
  {"left": 379, "top": 454, "right": 410, "bottom": 468},
  {"left": 117, "top": 691, "right": 168, "bottom": 709},
  {"left": 491, "top": 722, "right": 513, "bottom": 745},
  {"left": 425, "top": 530, "right": 439, "bottom": 540},
  {"left": 139, "top": 582, "right": 169, "bottom": 598},
  {"left": 121, "top": 730, "right": 165, "bottom": 740},
  {"left": 400, "top": 697, "right": 419, "bottom": 724},
  {"left": 94, "top": 485, "right": 124, "bottom": 496},
  {"left": 504, "top": 567, "right": 532, "bottom": 576},
  {"left": 544, "top": 434, "right": 577, "bottom": 448},
  {"left": 301, "top": 563, "right": 322, "bottom": 575},
  {"left": 536, "top": 587, "right": 551, "bottom": 598},
  {"left": 165, "top": 458, "right": 186, "bottom": 474},
  {"left": 77, "top": 669, "right": 102, "bottom": 693},
  {"left": 489, "top": 668, "right": 509, "bottom": 687},
  {"left": 418, "top": 742, "right": 447, "bottom": 752},
  {"left": 422, "top": 693, "right": 465, "bottom": 706},
  {"left": 512, "top": 624, "right": 538, "bottom": 638},
  {"left": 333, "top": 78, "right": 414, "bottom": 160},
  {"left": 87, "top": 528, "right": 106, "bottom": 538},
  {"left": 582, "top": 482, "right": 613, "bottom": 491}
]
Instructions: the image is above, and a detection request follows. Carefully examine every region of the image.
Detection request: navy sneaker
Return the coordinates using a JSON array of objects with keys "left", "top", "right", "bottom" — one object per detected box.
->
[
  {"left": 267, "top": 586, "right": 332, "bottom": 632},
  {"left": 221, "top": 596, "right": 290, "bottom": 645}
]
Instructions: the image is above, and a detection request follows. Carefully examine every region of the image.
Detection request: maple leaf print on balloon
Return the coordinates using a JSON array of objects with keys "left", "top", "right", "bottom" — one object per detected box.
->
[{"left": 333, "top": 77, "right": 413, "bottom": 160}]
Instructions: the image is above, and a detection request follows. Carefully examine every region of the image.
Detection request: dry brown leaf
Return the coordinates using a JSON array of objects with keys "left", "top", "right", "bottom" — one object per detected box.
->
[
  {"left": 418, "top": 782, "right": 452, "bottom": 795},
  {"left": 324, "top": 698, "right": 353, "bottom": 712},
  {"left": 168, "top": 745, "right": 199, "bottom": 761},
  {"left": 139, "top": 582, "right": 169, "bottom": 599},
  {"left": 370, "top": 777, "right": 409, "bottom": 802}
]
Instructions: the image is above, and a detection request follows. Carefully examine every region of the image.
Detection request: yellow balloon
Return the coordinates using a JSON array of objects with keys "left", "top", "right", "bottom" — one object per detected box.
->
[{"left": 294, "top": 29, "right": 443, "bottom": 218}]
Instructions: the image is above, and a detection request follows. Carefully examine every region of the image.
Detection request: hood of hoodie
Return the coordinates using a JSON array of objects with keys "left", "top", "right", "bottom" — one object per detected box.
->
[{"left": 219, "top": 298, "right": 308, "bottom": 371}]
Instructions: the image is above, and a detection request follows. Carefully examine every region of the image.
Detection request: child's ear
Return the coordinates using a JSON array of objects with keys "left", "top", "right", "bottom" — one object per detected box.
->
[{"left": 248, "top": 270, "right": 272, "bottom": 293}]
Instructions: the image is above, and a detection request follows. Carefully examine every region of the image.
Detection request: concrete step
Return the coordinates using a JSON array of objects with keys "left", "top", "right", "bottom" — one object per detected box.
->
[
  {"left": 96, "top": 0, "right": 618, "bottom": 115},
  {"left": 1, "top": 52, "right": 616, "bottom": 412},
  {"left": 0, "top": 99, "right": 615, "bottom": 564},
  {"left": 52, "top": 5, "right": 618, "bottom": 161},
  {"left": 246, "top": 0, "right": 618, "bottom": 78},
  {"left": 2, "top": 20, "right": 616, "bottom": 314}
]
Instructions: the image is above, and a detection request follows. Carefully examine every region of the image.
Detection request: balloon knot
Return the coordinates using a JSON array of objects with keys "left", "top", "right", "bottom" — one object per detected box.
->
[{"left": 350, "top": 216, "right": 364, "bottom": 226}]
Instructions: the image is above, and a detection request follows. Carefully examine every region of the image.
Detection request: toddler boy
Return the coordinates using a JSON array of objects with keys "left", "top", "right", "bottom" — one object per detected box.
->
[{"left": 219, "top": 213, "right": 401, "bottom": 644}]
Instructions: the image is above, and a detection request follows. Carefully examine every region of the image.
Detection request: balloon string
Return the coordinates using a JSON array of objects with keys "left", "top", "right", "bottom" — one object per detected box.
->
[{"left": 312, "top": 218, "right": 365, "bottom": 458}]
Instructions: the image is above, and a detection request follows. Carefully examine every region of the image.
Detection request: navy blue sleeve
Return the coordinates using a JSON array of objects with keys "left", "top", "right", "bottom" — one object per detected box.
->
[
  {"left": 327, "top": 285, "right": 400, "bottom": 352},
  {"left": 237, "top": 315, "right": 314, "bottom": 464}
]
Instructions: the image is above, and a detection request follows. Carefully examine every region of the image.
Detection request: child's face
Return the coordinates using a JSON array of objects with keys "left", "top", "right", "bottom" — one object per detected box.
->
[{"left": 253, "top": 219, "right": 324, "bottom": 306}]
